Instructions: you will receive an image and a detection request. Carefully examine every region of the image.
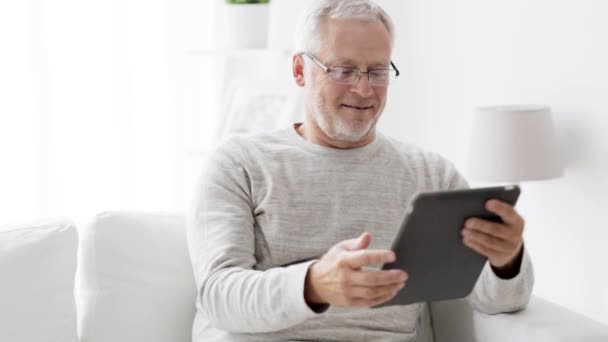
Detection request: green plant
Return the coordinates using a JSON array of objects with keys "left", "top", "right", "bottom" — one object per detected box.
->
[{"left": 225, "top": 0, "right": 270, "bottom": 4}]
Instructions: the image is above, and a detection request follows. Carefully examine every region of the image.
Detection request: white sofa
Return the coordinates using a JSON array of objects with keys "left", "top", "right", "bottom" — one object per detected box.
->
[{"left": 2, "top": 211, "right": 608, "bottom": 342}]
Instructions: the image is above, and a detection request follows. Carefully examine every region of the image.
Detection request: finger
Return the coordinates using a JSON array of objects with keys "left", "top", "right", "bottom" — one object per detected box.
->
[
  {"left": 486, "top": 200, "right": 525, "bottom": 227},
  {"left": 341, "top": 249, "right": 396, "bottom": 269},
  {"left": 350, "top": 286, "right": 403, "bottom": 307},
  {"left": 463, "top": 218, "right": 513, "bottom": 240},
  {"left": 367, "top": 288, "right": 402, "bottom": 307},
  {"left": 338, "top": 232, "right": 372, "bottom": 251},
  {"left": 349, "top": 282, "right": 404, "bottom": 300},
  {"left": 462, "top": 229, "right": 515, "bottom": 254},
  {"left": 349, "top": 269, "right": 408, "bottom": 287},
  {"left": 462, "top": 232, "right": 510, "bottom": 258}
]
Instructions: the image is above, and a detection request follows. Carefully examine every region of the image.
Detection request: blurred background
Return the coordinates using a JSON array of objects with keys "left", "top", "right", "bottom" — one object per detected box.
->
[{"left": 1, "top": 0, "right": 606, "bottom": 327}]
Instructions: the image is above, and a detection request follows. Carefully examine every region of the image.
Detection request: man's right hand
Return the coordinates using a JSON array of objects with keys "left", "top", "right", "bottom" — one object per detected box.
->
[{"left": 304, "top": 232, "right": 408, "bottom": 308}]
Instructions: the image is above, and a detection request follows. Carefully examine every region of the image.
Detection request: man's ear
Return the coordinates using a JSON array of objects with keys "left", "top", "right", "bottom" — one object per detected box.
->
[{"left": 293, "top": 54, "right": 306, "bottom": 87}]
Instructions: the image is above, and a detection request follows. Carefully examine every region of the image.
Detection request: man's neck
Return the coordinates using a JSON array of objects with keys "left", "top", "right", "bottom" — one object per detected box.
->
[{"left": 295, "top": 121, "right": 376, "bottom": 150}]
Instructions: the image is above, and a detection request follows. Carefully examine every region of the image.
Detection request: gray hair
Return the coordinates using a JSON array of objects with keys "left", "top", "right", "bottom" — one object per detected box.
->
[{"left": 295, "top": 0, "right": 395, "bottom": 54}]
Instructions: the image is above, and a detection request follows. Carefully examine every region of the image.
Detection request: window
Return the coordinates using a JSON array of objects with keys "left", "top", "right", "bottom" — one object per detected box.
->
[{"left": 0, "top": 0, "right": 217, "bottom": 225}]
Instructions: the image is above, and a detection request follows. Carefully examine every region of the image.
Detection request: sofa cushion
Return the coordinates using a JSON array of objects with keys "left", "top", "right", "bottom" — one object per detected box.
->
[
  {"left": 76, "top": 211, "right": 196, "bottom": 342},
  {"left": 0, "top": 219, "right": 78, "bottom": 342}
]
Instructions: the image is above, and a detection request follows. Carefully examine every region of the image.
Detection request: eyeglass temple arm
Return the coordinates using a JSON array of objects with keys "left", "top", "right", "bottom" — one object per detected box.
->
[
  {"left": 300, "top": 52, "right": 329, "bottom": 73},
  {"left": 391, "top": 61, "right": 400, "bottom": 77}
]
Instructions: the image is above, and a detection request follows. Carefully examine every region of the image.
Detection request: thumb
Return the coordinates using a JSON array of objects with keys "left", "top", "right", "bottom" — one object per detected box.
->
[{"left": 341, "top": 232, "right": 372, "bottom": 251}]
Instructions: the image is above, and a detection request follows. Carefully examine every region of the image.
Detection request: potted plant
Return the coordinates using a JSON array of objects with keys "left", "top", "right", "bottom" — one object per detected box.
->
[{"left": 222, "top": 0, "right": 271, "bottom": 49}]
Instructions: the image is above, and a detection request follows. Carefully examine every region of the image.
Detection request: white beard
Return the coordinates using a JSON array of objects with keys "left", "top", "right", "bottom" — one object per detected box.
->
[{"left": 310, "top": 99, "right": 378, "bottom": 143}]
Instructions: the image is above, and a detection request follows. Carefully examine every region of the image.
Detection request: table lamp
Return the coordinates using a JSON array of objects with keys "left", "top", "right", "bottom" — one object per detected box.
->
[{"left": 467, "top": 105, "right": 564, "bottom": 183}]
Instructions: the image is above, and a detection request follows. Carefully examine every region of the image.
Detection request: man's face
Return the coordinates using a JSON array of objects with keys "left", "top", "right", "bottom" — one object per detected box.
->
[{"left": 303, "top": 18, "right": 392, "bottom": 143}]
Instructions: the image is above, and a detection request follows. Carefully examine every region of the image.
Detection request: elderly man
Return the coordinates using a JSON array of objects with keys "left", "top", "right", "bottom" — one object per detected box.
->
[{"left": 187, "top": 0, "right": 533, "bottom": 341}]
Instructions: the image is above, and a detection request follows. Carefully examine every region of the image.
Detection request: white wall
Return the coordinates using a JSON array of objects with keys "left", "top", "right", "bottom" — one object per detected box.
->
[{"left": 379, "top": 0, "right": 608, "bottom": 325}]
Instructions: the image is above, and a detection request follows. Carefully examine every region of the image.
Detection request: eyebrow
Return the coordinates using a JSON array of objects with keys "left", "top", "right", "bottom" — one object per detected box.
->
[{"left": 332, "top": 58, "right": 391, "bottom": 69}]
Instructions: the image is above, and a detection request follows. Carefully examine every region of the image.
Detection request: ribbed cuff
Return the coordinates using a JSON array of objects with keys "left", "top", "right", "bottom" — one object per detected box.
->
[{"left": 486, "top": 247, "right": 533, "bottom": 285}]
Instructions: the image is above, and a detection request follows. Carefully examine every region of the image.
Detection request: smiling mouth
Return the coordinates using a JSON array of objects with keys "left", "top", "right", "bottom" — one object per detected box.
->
[{"left": 342, "top": 104, "right": 373, "bottom": 110}]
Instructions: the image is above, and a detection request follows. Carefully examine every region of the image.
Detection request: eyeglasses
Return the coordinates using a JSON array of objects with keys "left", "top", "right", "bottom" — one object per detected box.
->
[{"left": 300, "top": 52, "right": 400, "bottom": 87}]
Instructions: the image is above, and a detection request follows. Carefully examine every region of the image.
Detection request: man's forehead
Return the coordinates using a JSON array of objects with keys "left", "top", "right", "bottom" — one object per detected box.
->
[
  {"left": 319, "top": 47, "right": 392, "bottom": 67},
  {"left": 318, "top": 18, "right": 392, "bottom": 66}
]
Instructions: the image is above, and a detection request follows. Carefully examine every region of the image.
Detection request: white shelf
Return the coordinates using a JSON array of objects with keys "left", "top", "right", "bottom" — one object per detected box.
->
[
  {"left": 185, "top": 48, "right": 292, "bottom": 58},
  {"left": 182, "top": 46, "right": 300, "bottom": 154}
]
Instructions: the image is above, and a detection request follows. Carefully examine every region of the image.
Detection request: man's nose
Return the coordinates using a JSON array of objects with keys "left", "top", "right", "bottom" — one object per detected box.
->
[{"left": 350, "top": 73, "right": 374, "bottom": 97}]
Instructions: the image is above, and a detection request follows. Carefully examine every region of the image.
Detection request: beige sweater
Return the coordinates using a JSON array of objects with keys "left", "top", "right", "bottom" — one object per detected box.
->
[{"left": 187, "top": 125, "right": 534, "bottom": 341}]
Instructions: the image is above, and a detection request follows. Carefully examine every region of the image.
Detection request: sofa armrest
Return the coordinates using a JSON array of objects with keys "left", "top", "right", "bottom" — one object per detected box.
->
[
  {"left": 430, "top": 296, "right": 608, "bottom": 342},
  {"left": 0, "top": 219, "right": 79, "bottom": 342}
]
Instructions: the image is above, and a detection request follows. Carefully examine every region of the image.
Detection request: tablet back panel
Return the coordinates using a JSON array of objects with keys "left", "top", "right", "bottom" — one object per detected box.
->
[{"left": 380, "top": 185, "right": 520, "bottom": 306}]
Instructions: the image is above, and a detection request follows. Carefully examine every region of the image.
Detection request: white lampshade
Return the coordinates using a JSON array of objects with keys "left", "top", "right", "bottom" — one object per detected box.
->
[{"left": 467, "top": 105, "right": 564, "bottom": 182}]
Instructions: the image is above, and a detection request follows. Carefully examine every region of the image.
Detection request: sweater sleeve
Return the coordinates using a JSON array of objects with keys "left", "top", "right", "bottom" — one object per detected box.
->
[
  {"left": 440, "top": 156, "right": 535, "bottom": 314},
  {"left": 186, "top": 142, "right": 321, "bottom": 333},
  {"left": 467, "top": 248, "right": 534, "bottom": 314}
]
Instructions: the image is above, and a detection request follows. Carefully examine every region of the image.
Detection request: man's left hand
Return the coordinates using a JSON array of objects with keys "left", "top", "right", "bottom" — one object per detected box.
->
[{"left": 462, "top": 199, "right": 525, "bottom": 272}]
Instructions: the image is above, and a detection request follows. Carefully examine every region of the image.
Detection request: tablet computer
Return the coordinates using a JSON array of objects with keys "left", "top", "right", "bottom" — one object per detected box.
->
[{"left": 379, "top": 185, "right": 521, "bottom": 307}]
